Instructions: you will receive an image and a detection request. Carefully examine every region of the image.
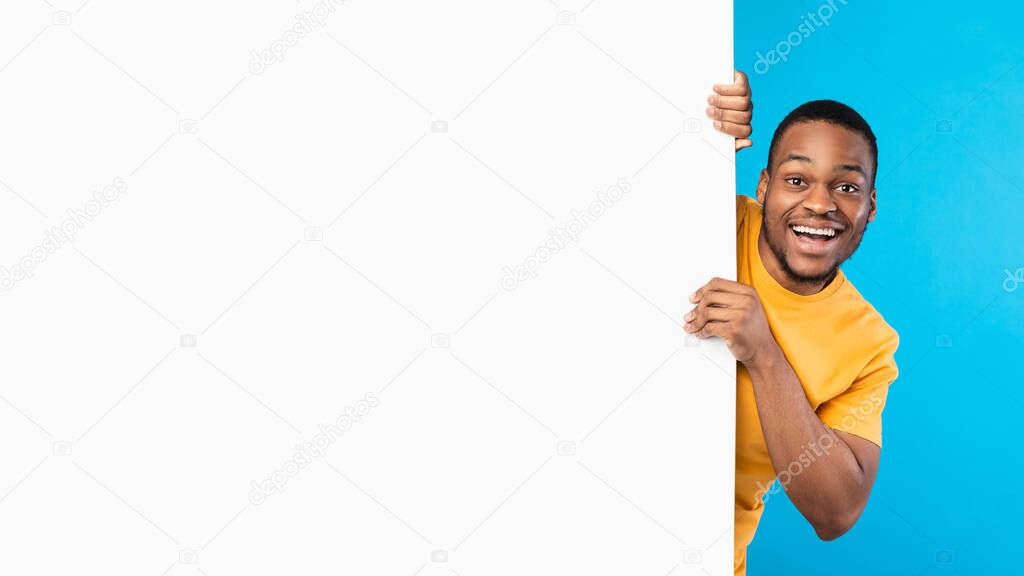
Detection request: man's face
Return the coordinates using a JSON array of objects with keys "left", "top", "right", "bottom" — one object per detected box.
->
[{"left": 757, "top": 120, "right": 877, "bottom": 287}]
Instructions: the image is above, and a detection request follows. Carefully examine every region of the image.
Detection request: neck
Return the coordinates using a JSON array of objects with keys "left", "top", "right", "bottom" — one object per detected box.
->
[{"left": 757, "top": 227, "right": 834, "bottom": 296}]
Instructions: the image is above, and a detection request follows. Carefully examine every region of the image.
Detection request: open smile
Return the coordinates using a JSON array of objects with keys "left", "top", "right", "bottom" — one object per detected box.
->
[{"left": 788, "top": 223, "right": 843, "bottom": 255}]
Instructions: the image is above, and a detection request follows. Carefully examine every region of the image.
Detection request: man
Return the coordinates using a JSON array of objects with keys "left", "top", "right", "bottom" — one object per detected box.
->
[{"left": 704, "top": 73, "right": 899, "bottom": 574}]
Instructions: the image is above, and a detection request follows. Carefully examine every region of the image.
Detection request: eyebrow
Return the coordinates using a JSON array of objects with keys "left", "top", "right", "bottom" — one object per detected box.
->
[
  {"left": 835, "top": 163, "right": 866, "bottom": 177},
  {"left": 783, "top": 154, "right": 813, "bottom": 164},
  {"left": 781, "top": 154, "right": 867, "bottom": 178}
]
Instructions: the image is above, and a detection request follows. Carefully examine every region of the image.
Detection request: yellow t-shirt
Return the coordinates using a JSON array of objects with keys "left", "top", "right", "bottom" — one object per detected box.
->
[{"left": 733, "top": 194, "right": 899, "bottom": 575}]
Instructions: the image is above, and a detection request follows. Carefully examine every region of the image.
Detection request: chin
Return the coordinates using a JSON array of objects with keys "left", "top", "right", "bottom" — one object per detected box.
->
[
  {"left": 791, "top": 259, "right": 833, "bottom": 276},
  {"left": 783, "top": 257, "right": 839, "bottom": 285}
]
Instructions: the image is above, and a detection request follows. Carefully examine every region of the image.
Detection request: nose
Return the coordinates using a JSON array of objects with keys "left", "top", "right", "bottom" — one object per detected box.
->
[{"left": 802, "top": 182, "right": 838, "bottom": 215}]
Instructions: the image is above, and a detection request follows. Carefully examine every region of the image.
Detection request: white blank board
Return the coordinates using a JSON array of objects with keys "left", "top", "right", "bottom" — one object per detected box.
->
[{"left": 0, "top": 1, "right": 736, "bottom": 574}]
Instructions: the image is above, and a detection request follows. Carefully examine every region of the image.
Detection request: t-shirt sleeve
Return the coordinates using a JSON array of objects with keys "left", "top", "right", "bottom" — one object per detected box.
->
[{"left": 816, "top": 328, "right": 899, "bottom": 447}]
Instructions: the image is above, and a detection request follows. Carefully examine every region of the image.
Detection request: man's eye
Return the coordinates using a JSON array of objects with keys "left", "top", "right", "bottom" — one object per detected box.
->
[
  {"left": 785, "top": 177, "right": 804, "bottom": 186},
  {"left": 836, "top": 184, "right": 859, "bottom": 193}
]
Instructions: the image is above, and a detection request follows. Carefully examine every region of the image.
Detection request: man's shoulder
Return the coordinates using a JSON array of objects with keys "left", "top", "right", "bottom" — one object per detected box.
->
[
  {"left": 836, "top": 275, "right": 900, "bottom": 356},
  {"left": 735, "top": 194, "right": 759, "bottom": 216},
  {"left": 736, "top": 194, "right": 760, "bottom": 233}
]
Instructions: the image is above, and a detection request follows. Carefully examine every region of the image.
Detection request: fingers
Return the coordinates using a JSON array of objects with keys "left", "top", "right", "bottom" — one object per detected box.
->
[
  {"left": 707, "top": 94, "right": 751, "bottom": 111},
  {"left": 685, "top": 281, "right": 755, "bottom": 335},
  {"left": 685, "top": 311, "right": 725, "bottom": 335},
  {"left": 705, "top": 105, "right": 752, "bottom": 140},
  {"left": 688, "top": 317, "right": 728, "bottom": 339},
  {"left": 712, "top": 70, "right": 750, "bottom": 96},
  {"left": 705, "top": 106, "right": 752, "bottom": 124},
  {"left": 683, "top": 305, "right": 736, "bottom": 334},
  {"left": 713, "top": 121, "right": 752, "bottom": 139},
  {"left": 690, "top": 277, "right": 754, "bottom": 303},
  {"left": 712, "top": 83, "right": 748, "bottom": 97},
  {"left": 695, "top": 288, "right": 750, "bottom": 309},
  {"left": 707, "top": 70, "right": 753, "bottom": 147},
  {"left": 697, "top": 322, "right": 724, "bottom": 339}
]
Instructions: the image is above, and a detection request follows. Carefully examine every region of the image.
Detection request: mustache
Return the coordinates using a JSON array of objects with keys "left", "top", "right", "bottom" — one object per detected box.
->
[{"left": 786, "top": 213, "right": 848, "bottom": 228}]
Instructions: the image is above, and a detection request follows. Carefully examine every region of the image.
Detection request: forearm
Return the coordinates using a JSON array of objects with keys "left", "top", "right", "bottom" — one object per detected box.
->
[{"left": 746, "top": 344, "right": 870, "bottom": 539}]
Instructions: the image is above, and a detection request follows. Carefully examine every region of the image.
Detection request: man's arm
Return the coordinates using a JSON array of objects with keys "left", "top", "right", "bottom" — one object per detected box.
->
[
  {"left": 708, "top": 70, "right": 754, "bottom": 151},
  {"left": 684, "top": 278, "right": 879, "bottom": 540},
  {"left": 745, "top": 341, "right": 880, "bottom": 539}
]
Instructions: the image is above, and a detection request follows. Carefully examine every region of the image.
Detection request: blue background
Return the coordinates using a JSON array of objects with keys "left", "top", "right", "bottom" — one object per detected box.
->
[{"left": 735, "top": 1, "right": 1024, "bottom": 574}]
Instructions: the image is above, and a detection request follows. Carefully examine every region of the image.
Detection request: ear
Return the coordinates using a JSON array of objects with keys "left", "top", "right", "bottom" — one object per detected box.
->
[
  {"left": 867, "top": 187, "right": 877, "bottom": 222},
  {"left": 756, "top": 169, "right": 770, "bottom": 205}
]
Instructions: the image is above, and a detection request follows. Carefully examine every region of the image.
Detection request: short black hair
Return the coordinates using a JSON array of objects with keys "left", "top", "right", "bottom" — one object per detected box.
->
[{"left": 766, "top": 100, "right": 878, "bottom": 183}]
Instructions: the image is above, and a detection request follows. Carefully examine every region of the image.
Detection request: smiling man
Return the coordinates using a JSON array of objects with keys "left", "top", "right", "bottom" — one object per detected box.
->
[{"left": 701, "top": 93, "right": 899, "bottom": 575}]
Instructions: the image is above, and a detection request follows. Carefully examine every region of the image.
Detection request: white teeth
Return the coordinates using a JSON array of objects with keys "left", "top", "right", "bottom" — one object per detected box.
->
[{"left": 791, "top": 225, "right": 836, "bottom": 237}]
